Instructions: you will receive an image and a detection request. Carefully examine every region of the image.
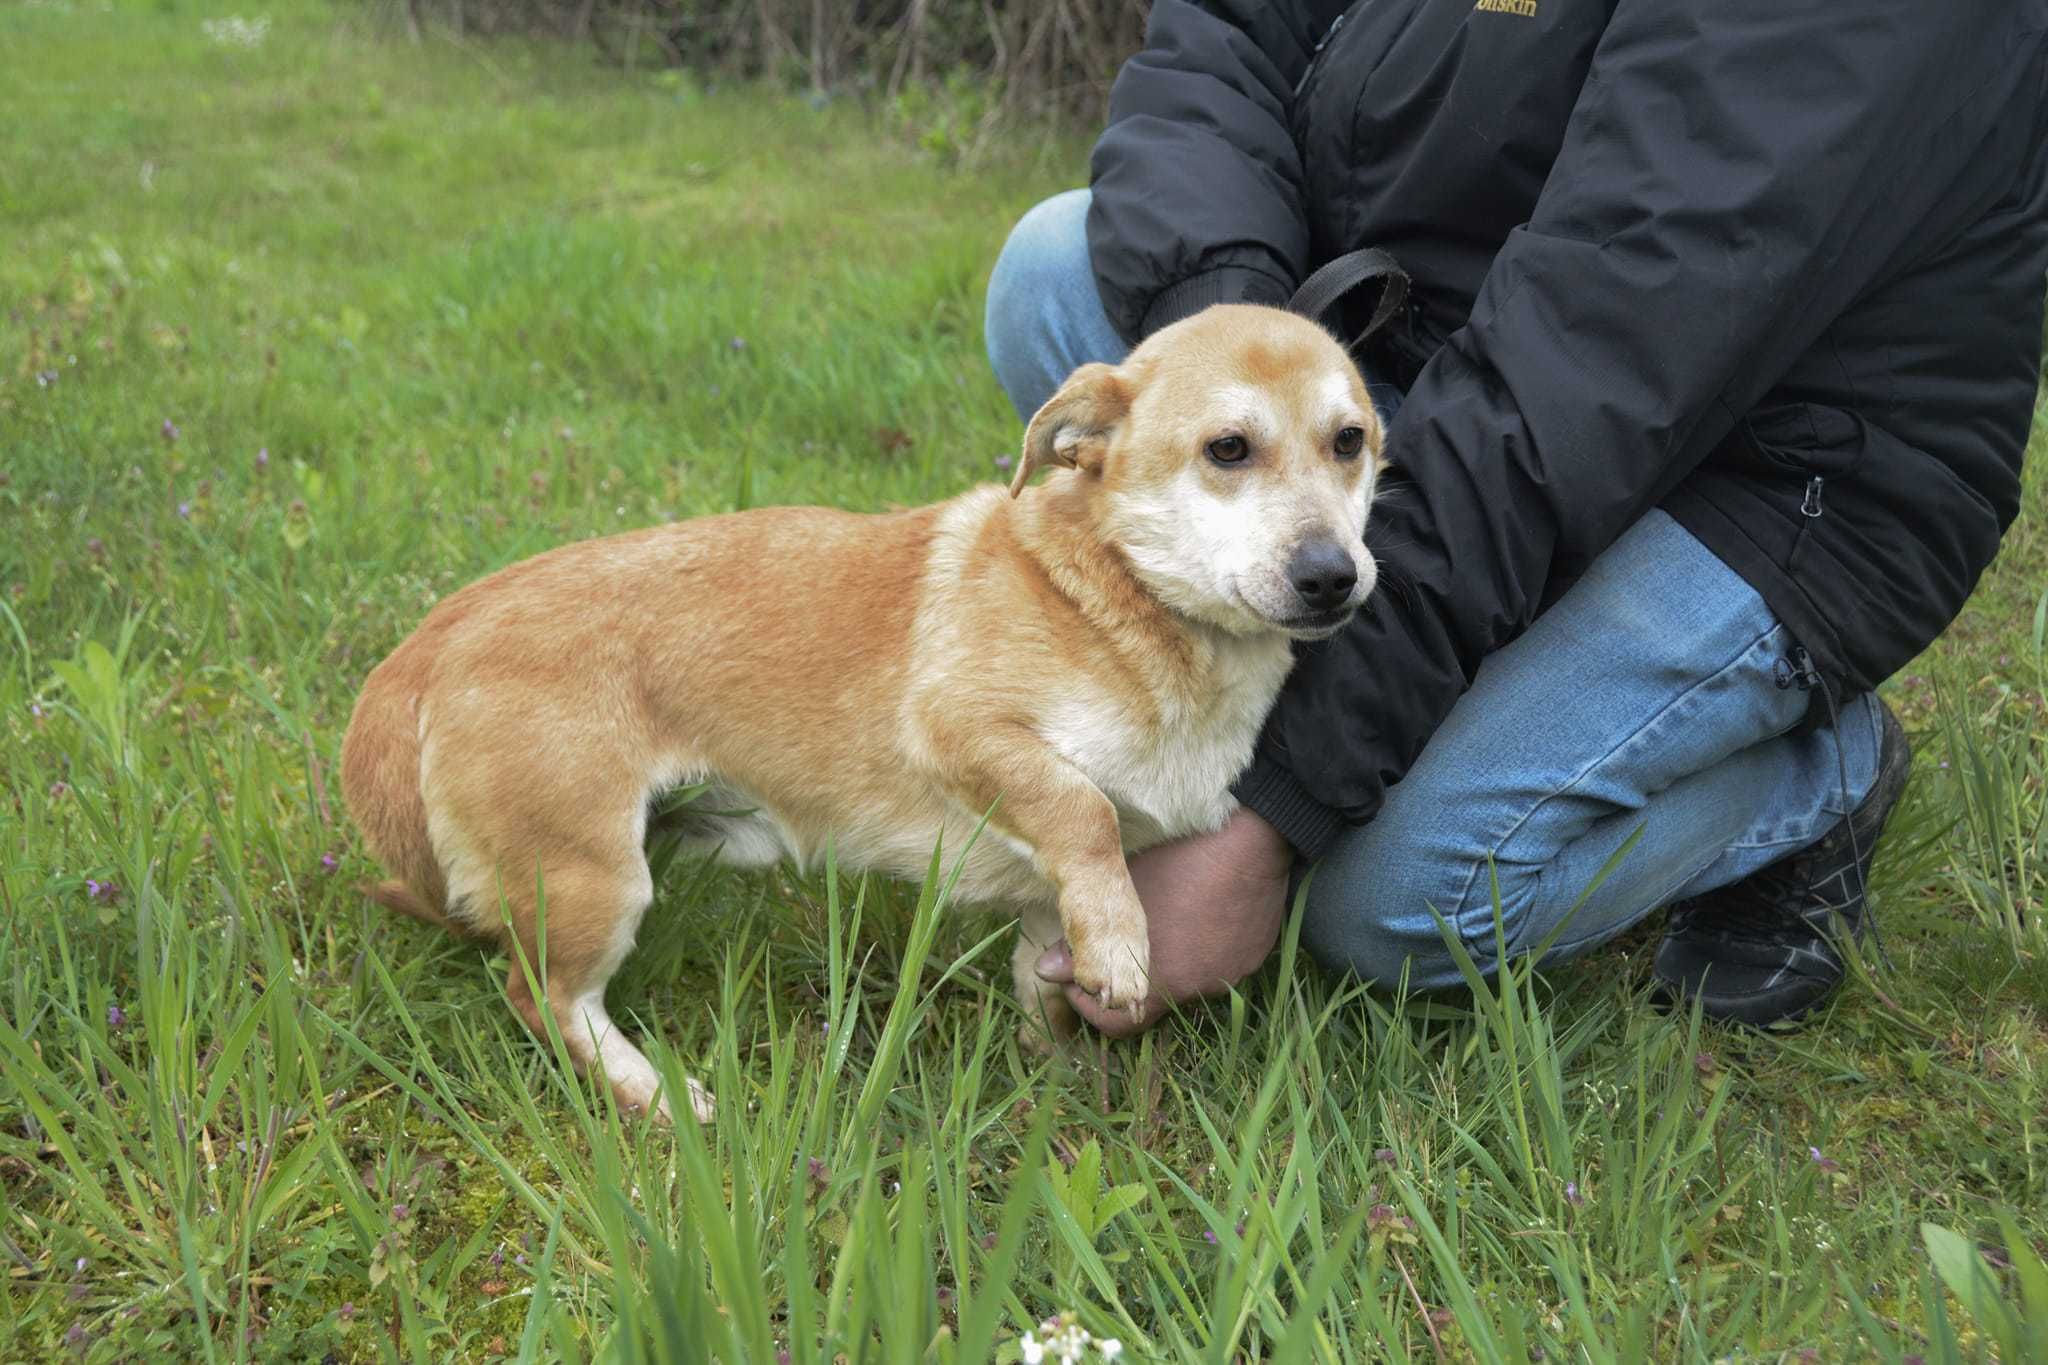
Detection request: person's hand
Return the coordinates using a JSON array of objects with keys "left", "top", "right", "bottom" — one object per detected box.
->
[{"left": 1035, "top": 806, "right": 1294, "bottom": 1038}]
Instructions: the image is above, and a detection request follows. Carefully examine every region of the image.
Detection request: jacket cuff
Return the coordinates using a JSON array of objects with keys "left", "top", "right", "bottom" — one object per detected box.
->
[
  {"left": 1233, "top": 752, "right": 1347, "bottom": 861},
  {"left": 1136, "top": 265, "right": 1293, "bottom": 340}
]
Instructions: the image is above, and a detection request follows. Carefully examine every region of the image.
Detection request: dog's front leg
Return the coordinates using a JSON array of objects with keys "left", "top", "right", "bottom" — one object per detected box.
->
[{"left": 933, "top": 724, "right": 1151, "bottom": 1022}]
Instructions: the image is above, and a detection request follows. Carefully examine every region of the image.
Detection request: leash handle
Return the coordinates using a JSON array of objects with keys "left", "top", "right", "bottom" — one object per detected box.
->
[{"left": 1287, "top": 247, "right": 1410, "bottom": 349}]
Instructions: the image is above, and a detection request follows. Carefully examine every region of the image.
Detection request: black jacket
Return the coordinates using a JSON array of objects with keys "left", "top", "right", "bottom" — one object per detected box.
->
[{"left": 1088, "top": 0, "right": 2048, "bottom": 856}]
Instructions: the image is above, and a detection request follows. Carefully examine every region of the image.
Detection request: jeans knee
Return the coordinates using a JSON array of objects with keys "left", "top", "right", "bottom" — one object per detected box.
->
[
  {"left": 985, "top": 189, "right": 1111, "bottom": 418},
  {"left": 1301, "top": 843, "right": 1533, "bottom": 993},
  {"left": 989, "top": 190, "right": 1090, "bottom": 308},
  {"left": 1301, "top": 878, "right": 1454, "bottom": 992}
]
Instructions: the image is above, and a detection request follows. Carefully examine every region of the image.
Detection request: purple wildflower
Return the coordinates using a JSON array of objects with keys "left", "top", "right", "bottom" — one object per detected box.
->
[
  {"left": 85, "top": 879, "right": 119, "bottom": 903},
  {"left": 392, "top": 1203, "right": 409, "bottom": 1221},
  {"left": 177, "top": 501, "right": 191, "bottom": 519},
  {"left": 1564, "top": 1180, "right": 1586, "bottom": 1207},
  {"left": 64, "top": 1322, "right": 88, "bottom": 1352},
  {"left": 994, "top": 454, "right": 1014, "bottom": 473},
  {"left": 29, "top": 701, "right": 44, "bottom": 720},
  {"left": 107, "top": 1003, "right": 126, "bottom": 1030},
  {"left": 338, "top": 1302, "right": 356, "bottom": 1322},
  {"left": 37, "top": 370, "right": 58, "bottom": 387},
  {"left": 1373, "top": 1147, "right": 1397, "bottom": 1165},
  {"left": 161, "top": 418, "right": 179, "bottom": 443},
  {"left": 728, "top": 336, "right": 746, "bottom": 351},
  {"left": 320, "top": 852, "right": 339, "bottom": 873},
  {"left": 256, "top": 447, "right": 270, "bottom": 470},
  {"left": 1808, "top": 1146, "right": 1841, "bottom": 1174},
  {"left": 49, "top": 781, "right": 70, "bottom": 799},
  {"left": 1203, "top": 1228, "right": 1219, "bottom": 1245}
]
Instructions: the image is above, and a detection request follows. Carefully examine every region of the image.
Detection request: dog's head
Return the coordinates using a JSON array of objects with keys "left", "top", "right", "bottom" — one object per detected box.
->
[{"left": 1010, "top": 304, "right": 1383, "bottom": 639}]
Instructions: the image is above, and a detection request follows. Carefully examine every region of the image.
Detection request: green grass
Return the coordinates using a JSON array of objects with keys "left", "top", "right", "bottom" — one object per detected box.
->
[{"left": 3, "top": 4, "right": 2046, "bottom": 1360}]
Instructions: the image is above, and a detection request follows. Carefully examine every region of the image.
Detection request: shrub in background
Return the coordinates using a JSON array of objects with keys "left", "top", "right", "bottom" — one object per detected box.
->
[{"left": 375, "top": 0, "right": 1147, "bottom": 137}]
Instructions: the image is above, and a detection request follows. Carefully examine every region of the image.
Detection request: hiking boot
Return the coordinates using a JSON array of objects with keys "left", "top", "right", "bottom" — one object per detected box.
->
[{"left": 1652, "top": 699, "right": 1911, "bottom": 1027}]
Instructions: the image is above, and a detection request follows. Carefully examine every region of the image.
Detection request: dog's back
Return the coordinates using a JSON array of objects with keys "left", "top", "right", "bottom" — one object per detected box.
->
[{"left": 339, "top": 506, "right": 945, "bottom": 933}]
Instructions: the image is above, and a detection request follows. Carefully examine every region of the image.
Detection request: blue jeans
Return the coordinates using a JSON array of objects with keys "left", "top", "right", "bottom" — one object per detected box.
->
[{"left": 985, "top": 189, "right": 1884, "bottom": 989}]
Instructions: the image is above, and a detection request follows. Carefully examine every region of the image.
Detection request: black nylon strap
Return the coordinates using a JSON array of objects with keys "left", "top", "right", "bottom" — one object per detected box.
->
[{"left": 1287, "top": 247, "right": 1410, "bottom": 349}]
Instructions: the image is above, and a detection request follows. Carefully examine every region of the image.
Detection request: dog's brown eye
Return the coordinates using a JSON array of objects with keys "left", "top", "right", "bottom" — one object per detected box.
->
[
  {"left": 1334, "top": 426, "right": 1366, "bottom": 459},
  {"left": 1207, "top": 435, "right": 1249, "bottom": 465}
]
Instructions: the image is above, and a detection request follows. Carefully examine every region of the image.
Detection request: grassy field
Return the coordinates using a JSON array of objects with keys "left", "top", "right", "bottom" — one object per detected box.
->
[{"left": 4, "top": 3, "right": 2047, "bottom": 1361}]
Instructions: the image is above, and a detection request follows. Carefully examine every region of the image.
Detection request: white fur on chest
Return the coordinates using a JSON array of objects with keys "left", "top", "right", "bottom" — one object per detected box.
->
[{"left": 1039, "top": 632, "right": 1295, "bottom": 851}]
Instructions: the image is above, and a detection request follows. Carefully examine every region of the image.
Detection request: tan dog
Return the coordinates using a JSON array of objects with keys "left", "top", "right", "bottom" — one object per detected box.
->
[{"left": 339, "top": 304, "right": 1382, "bottom": 1121}]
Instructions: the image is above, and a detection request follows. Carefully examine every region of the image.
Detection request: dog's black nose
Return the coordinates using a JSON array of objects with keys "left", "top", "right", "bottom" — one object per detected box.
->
[{"left": 1288, "top": 539, "right": 1358, "bottom": 612}]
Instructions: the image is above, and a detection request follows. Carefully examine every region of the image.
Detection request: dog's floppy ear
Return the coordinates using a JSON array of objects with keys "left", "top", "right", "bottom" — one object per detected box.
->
[{"left": 1009, "top": 362, "right": 1130, "bottom": 497}]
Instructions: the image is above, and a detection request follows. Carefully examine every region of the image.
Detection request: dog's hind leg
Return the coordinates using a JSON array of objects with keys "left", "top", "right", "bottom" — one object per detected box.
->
[{"left": 497, "top": 852, "right": 714, "bottom": 1124}]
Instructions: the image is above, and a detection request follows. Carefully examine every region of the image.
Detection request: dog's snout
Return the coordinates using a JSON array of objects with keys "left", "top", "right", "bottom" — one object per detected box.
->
[{"left": 1287, "top": 539, "right": 1358, "bottom": 612}]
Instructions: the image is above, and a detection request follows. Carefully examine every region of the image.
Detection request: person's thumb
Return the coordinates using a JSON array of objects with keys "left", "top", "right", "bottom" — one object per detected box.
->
[{"left": 1035, "top": 941, "right": 1075, "bottom": 982}]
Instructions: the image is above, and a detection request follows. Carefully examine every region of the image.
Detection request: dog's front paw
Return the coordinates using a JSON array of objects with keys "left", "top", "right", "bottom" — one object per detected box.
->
[{"left": 1070, "top": 925, "right": 1152, "bottom": 1024}]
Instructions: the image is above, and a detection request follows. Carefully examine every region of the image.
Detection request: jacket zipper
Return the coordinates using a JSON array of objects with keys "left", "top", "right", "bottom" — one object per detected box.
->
[
  {"left": 1293, "top": 11, "right": 1348, "bottom": 98},
  {"left": 1789, "top": 473, "right": 1826, "bottom": 575},
  {"left": 1800, "top": 476, "right": 1824, "bottom": 518}
]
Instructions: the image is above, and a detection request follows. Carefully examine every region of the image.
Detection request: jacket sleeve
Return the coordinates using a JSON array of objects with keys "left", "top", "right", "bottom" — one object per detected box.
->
[
  {"left": 1086, "top": 0, "right": 1348, "bottom": 342},
  {"left": 1234, "top": 0, "right": 2030, "bottom": 858}
]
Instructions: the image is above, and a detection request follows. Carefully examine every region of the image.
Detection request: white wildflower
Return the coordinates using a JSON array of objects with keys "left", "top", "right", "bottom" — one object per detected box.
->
[{"left": 1024, "top": 1312, "right": 1120, "bottom": 1364}]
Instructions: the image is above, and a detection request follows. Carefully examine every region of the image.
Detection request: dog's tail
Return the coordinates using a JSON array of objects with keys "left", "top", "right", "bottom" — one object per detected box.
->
[
  {"left": 339, "top": 646, "right": 460, "bottom": 936},
  {"left": 363, "top": 877, "right": 466, "bottom": 933}
]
